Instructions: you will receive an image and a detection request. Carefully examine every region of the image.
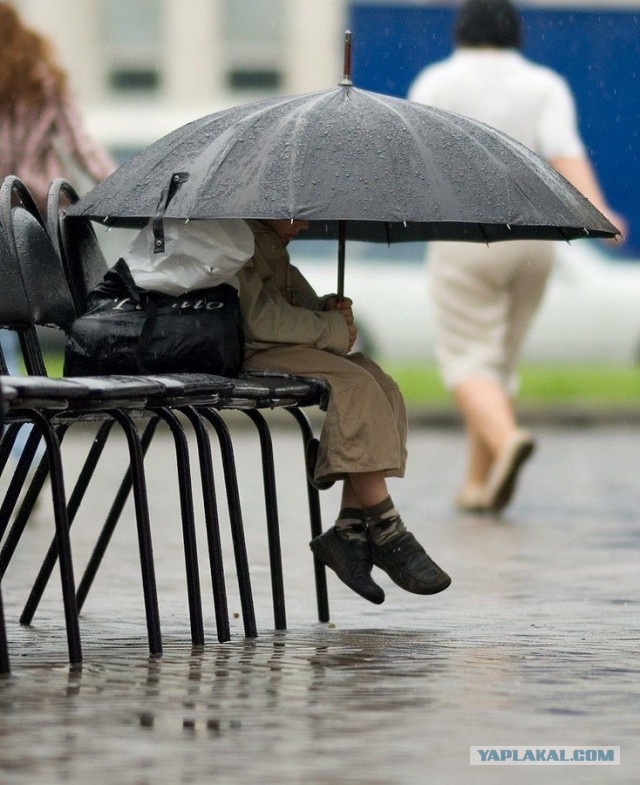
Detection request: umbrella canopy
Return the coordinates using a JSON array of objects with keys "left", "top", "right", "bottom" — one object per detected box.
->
[
  {"left": 67, "top": 31, "right": 618, "bottom": 298},
  {"left": 68, "top": 86, "right": 617, "bottom": 244}
]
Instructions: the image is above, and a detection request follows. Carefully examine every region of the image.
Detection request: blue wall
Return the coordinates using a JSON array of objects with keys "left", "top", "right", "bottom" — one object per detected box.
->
[{"left": 349, "top": 4, "right": 640, "bottom": 255}]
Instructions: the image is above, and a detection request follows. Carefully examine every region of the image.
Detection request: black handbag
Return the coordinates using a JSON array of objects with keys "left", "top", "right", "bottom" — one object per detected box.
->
[{"left": 64, "top": 258, "right": 244, "bottom": 377}]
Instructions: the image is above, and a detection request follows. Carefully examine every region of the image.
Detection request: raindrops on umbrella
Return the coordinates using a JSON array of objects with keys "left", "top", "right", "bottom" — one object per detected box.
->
[{"left": 67, "top": 30, "right": 619, "bottom": 296}]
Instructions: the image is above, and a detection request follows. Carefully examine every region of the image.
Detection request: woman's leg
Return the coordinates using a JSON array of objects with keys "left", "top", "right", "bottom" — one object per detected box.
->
[{"left": 454, "top": 374, "right": 517, "bottom": 485}]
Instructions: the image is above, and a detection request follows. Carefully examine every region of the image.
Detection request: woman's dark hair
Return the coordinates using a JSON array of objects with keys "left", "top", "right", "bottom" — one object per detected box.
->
[{"left": 454, "top": 0, "right": 522, "bottom": 49}]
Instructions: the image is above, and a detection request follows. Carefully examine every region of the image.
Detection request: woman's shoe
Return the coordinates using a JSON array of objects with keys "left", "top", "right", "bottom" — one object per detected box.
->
[
  {"left": 454, "top": 483, "right": 491, "bottom": 513},
  {"left": 485, "top": 430, "right": 536, "bottom": 511}
]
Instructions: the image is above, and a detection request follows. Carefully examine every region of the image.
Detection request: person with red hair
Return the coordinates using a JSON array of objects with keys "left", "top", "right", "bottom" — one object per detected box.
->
[
  {"left": 0, "top": 2, "right": 115, "bottom": 471},
  {"left": 0, "top": 1, "right": 114, "bottom": 211}
]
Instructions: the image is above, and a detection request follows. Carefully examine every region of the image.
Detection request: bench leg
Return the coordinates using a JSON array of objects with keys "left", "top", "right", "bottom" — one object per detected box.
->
[
  {"left": 197, "top": 408, "right": 257, "bottom": 639},
  {"left": 243, "top": 409, "right": 286, "bottom": 631},
  {"left": 20, "top": 421, "right": 113, "bottom": 625},
  {"left": 149, "top": 407, "right": 204, "bottom": 647},
  {"left": 0, "top": 584, "right": 9, "bottom": 675},
  {"left": 107, "top": 410, "right": 162, "bottom": 656},
  {"left": 285, "top": 407, "right": 329, "bottom": 623},
  {"left": 180, "top": 407, "right": 230, "bottom": 643}
]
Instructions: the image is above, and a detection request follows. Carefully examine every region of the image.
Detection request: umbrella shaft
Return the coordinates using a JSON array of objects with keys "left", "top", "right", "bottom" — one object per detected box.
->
[{"left": 337, "top": 221, "right": 346, "bottom": 300}]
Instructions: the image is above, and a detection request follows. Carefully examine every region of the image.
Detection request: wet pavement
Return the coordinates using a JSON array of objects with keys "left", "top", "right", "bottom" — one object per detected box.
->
[{"left": 1, "top": 416, "right": 638, "bottom": 784}]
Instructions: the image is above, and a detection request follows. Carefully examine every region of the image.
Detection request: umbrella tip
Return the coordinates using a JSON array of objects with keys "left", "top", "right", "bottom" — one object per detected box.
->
[{"left": 339, "top": 30, "right": 353, "bottom": 86}]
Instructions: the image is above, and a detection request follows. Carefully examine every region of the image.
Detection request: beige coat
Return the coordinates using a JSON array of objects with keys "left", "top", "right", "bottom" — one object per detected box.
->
[
  {"left": 238, "top": 221, "right": 407, "bottom": 483},
  {"left": 238, "top": 221, "right": 349, "bottom": 358}
]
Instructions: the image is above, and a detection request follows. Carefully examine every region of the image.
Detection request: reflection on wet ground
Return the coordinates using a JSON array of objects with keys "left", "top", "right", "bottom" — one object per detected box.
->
[{"left": 0, "top": 423, "right": 638, "bottom": 784}]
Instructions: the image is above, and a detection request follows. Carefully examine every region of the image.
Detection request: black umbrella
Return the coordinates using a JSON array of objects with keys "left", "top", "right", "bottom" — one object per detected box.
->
[{"left": 68, "top": 32, "right": 618, "bottom": 296}]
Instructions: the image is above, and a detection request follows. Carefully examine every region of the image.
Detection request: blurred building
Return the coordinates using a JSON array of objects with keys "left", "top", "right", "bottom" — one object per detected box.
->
[{"left": 15, "top": 0, "right": 347, "bottom": 161}]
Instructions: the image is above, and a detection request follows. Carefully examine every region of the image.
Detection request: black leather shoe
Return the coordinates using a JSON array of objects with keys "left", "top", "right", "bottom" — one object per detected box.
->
[
  {"left": 310, "top": 527, "right": 385, "bottom": 604},
  {"left": 370, "top": 524, "right": 451, "bottom": 595}
]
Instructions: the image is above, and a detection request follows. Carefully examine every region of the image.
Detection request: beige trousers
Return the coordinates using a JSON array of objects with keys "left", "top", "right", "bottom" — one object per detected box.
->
[
  {"left": 428, "top": 240, "right": 554, "bottom": 395},
  {"left": 243, "top": 347, "right": 407, "bottom": 483}
]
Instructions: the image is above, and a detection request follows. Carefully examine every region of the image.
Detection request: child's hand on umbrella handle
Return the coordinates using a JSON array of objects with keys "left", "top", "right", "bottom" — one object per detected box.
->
[
  {"left": 325, "top": 296, "right": 354, "bottom": 319},
  {"left": 337, "top": 298, "right": 357, "bottom": 350},
  {"left": 324, "top": 296, "right": 357, "bottom": 350}
]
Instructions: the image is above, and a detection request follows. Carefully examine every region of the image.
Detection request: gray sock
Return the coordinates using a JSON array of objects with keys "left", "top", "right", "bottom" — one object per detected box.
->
[
  {"left": 363, "top": 496, "right": 406, "bottom": 545},
  {"left": 334, "top": 508, "right": 367, "bottom": 542}
]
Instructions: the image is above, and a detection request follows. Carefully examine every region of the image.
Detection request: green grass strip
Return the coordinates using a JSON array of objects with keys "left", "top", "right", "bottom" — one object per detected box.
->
[{"left": 381, "top": 362, "right": 640, "bottom": 406}]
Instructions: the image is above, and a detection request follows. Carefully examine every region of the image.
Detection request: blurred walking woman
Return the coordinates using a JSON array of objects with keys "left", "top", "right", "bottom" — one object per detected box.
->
[
  {"left": 408, "top": 0, "right": 625, "bottom": 515},
  {"left": 0, "top": 2, "right": 114, "bottom": 211}
]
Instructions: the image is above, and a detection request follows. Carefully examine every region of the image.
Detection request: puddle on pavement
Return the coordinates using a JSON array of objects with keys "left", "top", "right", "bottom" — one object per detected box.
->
[
  {"left": 1, "top": 426, "right": 639, "bottom": 784},
  {"left": 1, "top": 622, "right": 638, "bottom": 785}
]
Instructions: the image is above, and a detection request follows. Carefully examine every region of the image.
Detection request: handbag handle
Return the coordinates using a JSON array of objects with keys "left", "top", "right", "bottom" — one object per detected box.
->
[{"left": 111, "top": 258, "right": 158, "bottom": 373}]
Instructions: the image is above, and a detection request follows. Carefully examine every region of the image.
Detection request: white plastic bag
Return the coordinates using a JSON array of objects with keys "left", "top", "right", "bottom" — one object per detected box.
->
[{"left": 125, "top": 218, "right": 255, "bottom": 295}]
